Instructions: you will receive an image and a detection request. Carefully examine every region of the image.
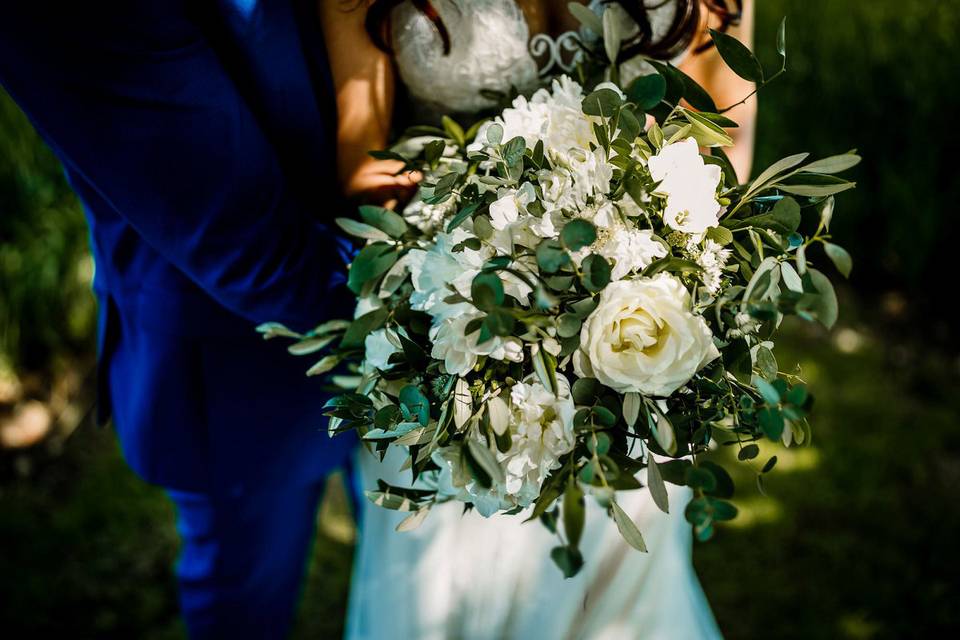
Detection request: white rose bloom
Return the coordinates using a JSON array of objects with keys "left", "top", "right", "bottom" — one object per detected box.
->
[
  {"left": 574, "top": 274, "right": 720, "bottom": 396},
  {"left": 648, "top": 138, "right": 723, "bottom": 234}
]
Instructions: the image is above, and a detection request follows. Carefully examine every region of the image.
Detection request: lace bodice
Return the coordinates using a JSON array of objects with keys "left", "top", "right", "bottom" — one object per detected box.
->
[{"left": 391, "top": 0, "right": 683, "bottom": 119}]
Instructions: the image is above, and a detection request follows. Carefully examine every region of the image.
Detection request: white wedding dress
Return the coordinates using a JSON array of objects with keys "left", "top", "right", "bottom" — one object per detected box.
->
[{"left": 345, "top": 2, "right": 722, "bottom": 639}]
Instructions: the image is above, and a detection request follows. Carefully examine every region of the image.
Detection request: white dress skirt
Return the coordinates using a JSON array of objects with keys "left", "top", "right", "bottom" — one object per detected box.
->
[{"left": 345, "top": 446, "right": 722, "bottom": 640}]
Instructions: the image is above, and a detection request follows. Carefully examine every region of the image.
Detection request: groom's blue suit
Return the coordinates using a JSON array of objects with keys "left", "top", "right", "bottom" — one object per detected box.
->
[{"left": 1, "top": 1, "right": 356, "bottom": 636}]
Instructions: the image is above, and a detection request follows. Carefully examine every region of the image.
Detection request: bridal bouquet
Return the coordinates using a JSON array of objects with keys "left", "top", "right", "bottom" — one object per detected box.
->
[{"left": 262, "top": 20, "right": 857, "bottom": 576}]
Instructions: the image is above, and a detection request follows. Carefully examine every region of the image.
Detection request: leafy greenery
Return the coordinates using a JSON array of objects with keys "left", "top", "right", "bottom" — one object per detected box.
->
[{"left": 0, "top": 93, "right": 94, "bottom": 373}]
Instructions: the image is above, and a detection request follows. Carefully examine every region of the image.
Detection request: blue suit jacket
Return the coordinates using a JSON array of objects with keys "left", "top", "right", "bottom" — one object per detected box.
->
[{"left": 0, "top": 1, "right": 357, "bottom": 494}]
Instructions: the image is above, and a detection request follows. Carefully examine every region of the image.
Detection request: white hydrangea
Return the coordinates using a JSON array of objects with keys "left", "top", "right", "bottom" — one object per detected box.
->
[
  {"left": 500, "top": 376, "right": 577, "bottom": 504},
  {"left": 539, "top": 146, "right": 615, "bottom": 213},
  {"left": 431, "top": 375, "right": 576, "bottom": 516},
  {"left": 429, "top": 309, "right": 523, "bottom": 376},
  {"left": 407, "top": 229, "right": 487, "bottom": 320},
  {"left": 363, "top": 328, "right": 399, "bottom": 371},
  {"left": 648, "top": 138, "right": 723, "bottom": 234},
  {"left": 598, "top": 226, "right": 668, "bottom": 280},
  {"left": 471, "top": 75, "right": 597, "bottom": 164}
]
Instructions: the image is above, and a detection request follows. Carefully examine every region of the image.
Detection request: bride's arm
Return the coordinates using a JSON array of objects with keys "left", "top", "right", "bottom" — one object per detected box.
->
[
  {"left": 680, "top": 0, "right": 756, "bottom": 182},
  {"left": 318, "top": 0, "right": 418, "bottom": 205}
]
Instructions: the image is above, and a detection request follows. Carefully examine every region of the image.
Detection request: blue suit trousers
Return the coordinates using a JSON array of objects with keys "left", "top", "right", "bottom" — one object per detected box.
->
[{"left": 167, "top": 481, "right": 326, "bottom": 639}]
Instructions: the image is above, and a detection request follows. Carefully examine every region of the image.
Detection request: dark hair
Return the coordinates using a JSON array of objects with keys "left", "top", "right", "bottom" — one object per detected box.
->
[{"left": 363, "top": 0, "right": 741, "bottom": 58}]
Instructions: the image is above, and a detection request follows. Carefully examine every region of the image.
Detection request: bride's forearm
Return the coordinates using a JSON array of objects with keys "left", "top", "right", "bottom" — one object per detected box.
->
[{"left": 319, "top": 0, "right": 402, "bottom": 197}]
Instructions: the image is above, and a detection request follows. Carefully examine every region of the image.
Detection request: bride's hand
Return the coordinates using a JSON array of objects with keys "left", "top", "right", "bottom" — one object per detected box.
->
[
  {"left": 345, "top": 159, "right": 422, "bottom": 210},
  {"left": 320, "top": 2, "right": 416, "bottom": 209}
]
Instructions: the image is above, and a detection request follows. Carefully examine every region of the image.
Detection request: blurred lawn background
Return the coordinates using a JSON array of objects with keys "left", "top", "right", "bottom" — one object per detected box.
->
[{"left": 1, "top": 0, "right": 958, "bottom": 637}]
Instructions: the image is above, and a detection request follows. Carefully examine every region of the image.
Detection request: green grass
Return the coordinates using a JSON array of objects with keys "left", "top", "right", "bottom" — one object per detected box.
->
[{"left": 697, "top": 320, "right": 960, "bottom": 638}]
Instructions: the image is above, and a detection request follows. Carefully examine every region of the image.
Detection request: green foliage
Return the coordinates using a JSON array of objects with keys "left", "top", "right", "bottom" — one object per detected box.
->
[{"left": 0, "top": 92, "right": 94, "bottom": 372}]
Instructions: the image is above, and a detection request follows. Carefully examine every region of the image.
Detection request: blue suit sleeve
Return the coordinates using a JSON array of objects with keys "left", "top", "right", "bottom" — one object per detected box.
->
[{"left": 0, "top": 11, "right": 345, "bottom": 331}]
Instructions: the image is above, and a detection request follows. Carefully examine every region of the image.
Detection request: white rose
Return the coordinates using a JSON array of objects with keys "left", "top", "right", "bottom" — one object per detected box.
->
[
  {"left": 573, "top": 274, "right": 720, "bottom": 396},
  {"left": 648, "top": 138, "right": 723, "bottom": 234}
]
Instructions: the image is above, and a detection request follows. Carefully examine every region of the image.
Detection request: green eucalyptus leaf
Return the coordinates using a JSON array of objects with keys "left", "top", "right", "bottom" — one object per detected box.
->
[
  {"left": 341, "top": 307, "right": 389, "bottom": 349},
  {"left": 801, "top": 153, "right": 861, "bottom": 175},
  {"left": 748, "top": 153, "right": 809, "bottom": 196},
  {"left": 471, "top": 272, "right": 505, "bottom": 311},
  {"left": 762, "top": 455, "right": 778, "bottom": 474},
  {"left": 571, "top": 378, "right": 603, "bottom": 406},
  {"left": 738, "top": 444, "right": 760, "bottom": 461},
  {"left": 709, "top": 28, "right": 764, "bottom": 83},
  {"left": 700, "top": 461, "right": 735, "bottom": 499},
  {"left": 780, "top": 261, "right": 803, "bottom": 292},
  {"left": 347, "top": 243, "right": 398, "bottom": 294},
  {"left": 467, "top": 439, "right": 507, "bottom": 486},
  {"left": 756, "top": 378, "right": 781, "bottom": 405},
  {"left": 705, "top": 226, "right": 734, "bottom": 246},
  {"left": 561, "top": 219, "right": 598, "bottom": 251},
  {"left": 399, "top": 384, "right": 431, "bottom": 426},
  {"left": 823, "top": 243, "right": 853, "bottom": 278},
  {"left": 611, "top": 500, "right": 648, "bottom": 552},
  {"left": 563, "top": 480, "right": 585, "bottom": 548},
  {"left": 582, "top": 88, "right": 623, "bottom": 117},
  {"left": 777, "top": 182, "right": 856, "bottom": 197},
  {"left": 802, "top": 268, "right": 840, "bottom": 328},
  {"left": 581, "top": 254, "right": 612, "bottom": 291},
  {"left": 441, "top": 115, "right": 465, "bottom": 146},
  {"left": 486, "top": 123, "right": 504, "bottom": 146},
  {"left": 557, "top": 313, "right": 583, "bottom": 339},
  {"left": 567, "top": 1, "right": 603, "bottom": 33},
  {"left": 646, "top": 456, "right": 669, "bottom": 514},
  {"left": 776, "top": 16, "right": 787, "bottom": 58},
  {"left": 758, "top": 407, "right": 785, "bottom": 440},
  {"left": 335, "top": 217, "right": 391, "bottom": 242},
  {"left": 446, "top": 202, "right": 481, "bottom": 233},
  {"left": 550, "top": 545, "right": 585, "bottom": 578},
  {"left": 536, "top": 239, "right": 570, "bottom": 273},
  {"left": 360, "top": 205, "right": 409, "bottom": 238},
  {"left": 626, "top": 73, "right": 667, "bottom": 111}
]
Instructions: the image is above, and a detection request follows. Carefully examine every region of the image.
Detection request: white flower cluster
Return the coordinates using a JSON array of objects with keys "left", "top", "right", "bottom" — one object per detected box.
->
[
  {"left": 357, "top": 76, "right": 732, "bottom": 517},
  {"left": 434, "top": 376, "right": 577, "bottom": 515}
]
